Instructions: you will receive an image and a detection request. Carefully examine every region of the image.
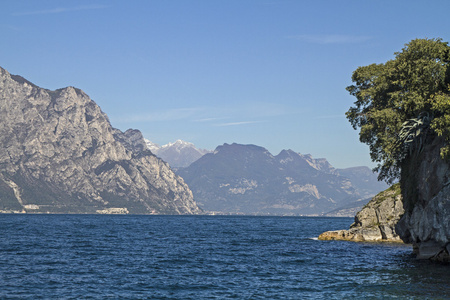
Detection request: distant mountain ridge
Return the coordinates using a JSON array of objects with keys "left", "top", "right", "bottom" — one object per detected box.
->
[
  {"left": 177, "top": 143, "right": 389, "bottom": 215},
  {"left": 145, "top": 139, "right": 211, "bottom": 168}
]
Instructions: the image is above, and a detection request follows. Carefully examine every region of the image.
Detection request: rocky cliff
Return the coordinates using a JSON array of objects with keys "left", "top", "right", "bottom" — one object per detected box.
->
[
  {"left": 320, "top": 135, "right": 450, "bottom": 263},
  {"left": 319, "top": 184, "right": 404, "bottom": 242},
  {"left": 397, "top": 136, "right": 450, "bottom": 262},
  {"left": 0, "top": 67, "right": 201, "bottom": 214}
]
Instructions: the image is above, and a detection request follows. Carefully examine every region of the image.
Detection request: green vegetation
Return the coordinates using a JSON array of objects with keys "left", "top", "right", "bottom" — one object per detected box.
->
[{"left": 346, "top": 38, "right": 450, "bottom": 183}]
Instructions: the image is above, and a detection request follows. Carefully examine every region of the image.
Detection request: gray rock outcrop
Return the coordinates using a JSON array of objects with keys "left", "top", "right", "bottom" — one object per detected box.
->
[
  {"left": 0, "top": 67, "right": 201, "bottom": 214},
  {"left": 397, "top": 136, "right": 450, "bottom": 262},
  {"left": 320, "top": 135, "right": 450, "bottom": 263},
  {"left": 319, "top": 184, "right": 404, "bottom": 242}
]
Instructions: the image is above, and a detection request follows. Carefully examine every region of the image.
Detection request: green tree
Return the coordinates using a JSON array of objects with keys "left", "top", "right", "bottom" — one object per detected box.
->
[{"left": 346, "top": 38, "right": 450, "bottom": 183}]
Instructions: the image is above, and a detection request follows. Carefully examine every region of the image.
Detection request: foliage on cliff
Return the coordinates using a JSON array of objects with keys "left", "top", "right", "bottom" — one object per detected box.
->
[{"left": 346, "top": 38, "right": 450, "bottom": 183}]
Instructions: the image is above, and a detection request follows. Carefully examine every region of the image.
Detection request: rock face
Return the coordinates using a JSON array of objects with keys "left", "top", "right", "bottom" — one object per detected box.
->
[
  {"left": 397, "top": 136, "right": 450, "bottom": 262},
  {"left": 177, "top": 143, "right": 387, "bottom": 215},
  {"left": 0, "top": 67, "right": 201, "bottom": 214},
  {"left": 319, "top": 184, "right": 404, "bottom": 242}
]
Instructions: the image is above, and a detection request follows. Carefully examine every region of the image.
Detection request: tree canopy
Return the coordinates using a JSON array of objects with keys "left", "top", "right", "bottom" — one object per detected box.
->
[{"left": 346, "top": 38, "right": 450, "bottom": 183}]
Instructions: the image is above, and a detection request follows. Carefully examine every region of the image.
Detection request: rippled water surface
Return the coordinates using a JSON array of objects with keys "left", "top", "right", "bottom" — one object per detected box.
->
[{"left": 1, "top": 215, "right": 449, "bottom": 299}]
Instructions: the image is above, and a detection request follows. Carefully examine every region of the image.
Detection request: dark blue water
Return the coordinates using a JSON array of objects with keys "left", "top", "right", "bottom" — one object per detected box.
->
[{"left": 0, "top": 215, "right": 449, "bottom": 299}]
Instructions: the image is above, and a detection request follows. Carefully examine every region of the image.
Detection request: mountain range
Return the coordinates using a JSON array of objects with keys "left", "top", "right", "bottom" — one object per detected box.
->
[
  {"left": 0, "top": 66, "right": 387, "bottom": 216},
  {"left": 177, "top": 143, "right": 388, "bottom": 215}
]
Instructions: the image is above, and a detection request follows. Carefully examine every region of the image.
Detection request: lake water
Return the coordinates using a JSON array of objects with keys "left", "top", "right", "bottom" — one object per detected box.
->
[{"left": 0, "top": 215, "right": 449, "bottom": 299}]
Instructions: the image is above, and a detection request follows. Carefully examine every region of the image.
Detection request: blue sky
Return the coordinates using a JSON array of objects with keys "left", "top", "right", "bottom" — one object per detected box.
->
[{"left": 2, "top": 0, "right": 450, "bottom": 168}]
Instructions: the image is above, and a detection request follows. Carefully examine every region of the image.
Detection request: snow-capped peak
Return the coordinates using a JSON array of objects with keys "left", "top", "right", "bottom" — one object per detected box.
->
[
  {"left": 144, "top": 139, "right": 212, "bottom": 168},
  {"left": 161, "top": 140, "right": 194, "bottom": 150},
  {"left": 144, "top": 138, "right": 160, "bottom": 153}
]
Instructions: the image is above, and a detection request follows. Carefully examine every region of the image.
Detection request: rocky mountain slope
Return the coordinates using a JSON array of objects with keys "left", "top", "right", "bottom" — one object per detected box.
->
[
  {"left": 319, "top": 184, "right": 404, "bottom": 242},
  {"left": 177, "top": 143, "right": 388, "bottom": 215},
  {"left": 336, "top": 167, "right": 388, "bottom": 200},
  {"left": 0, "top": 67, "right": 200, "bottom": 214},
  {"left": 145, "top": 139, "right": 211, "bottom": 168}
]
